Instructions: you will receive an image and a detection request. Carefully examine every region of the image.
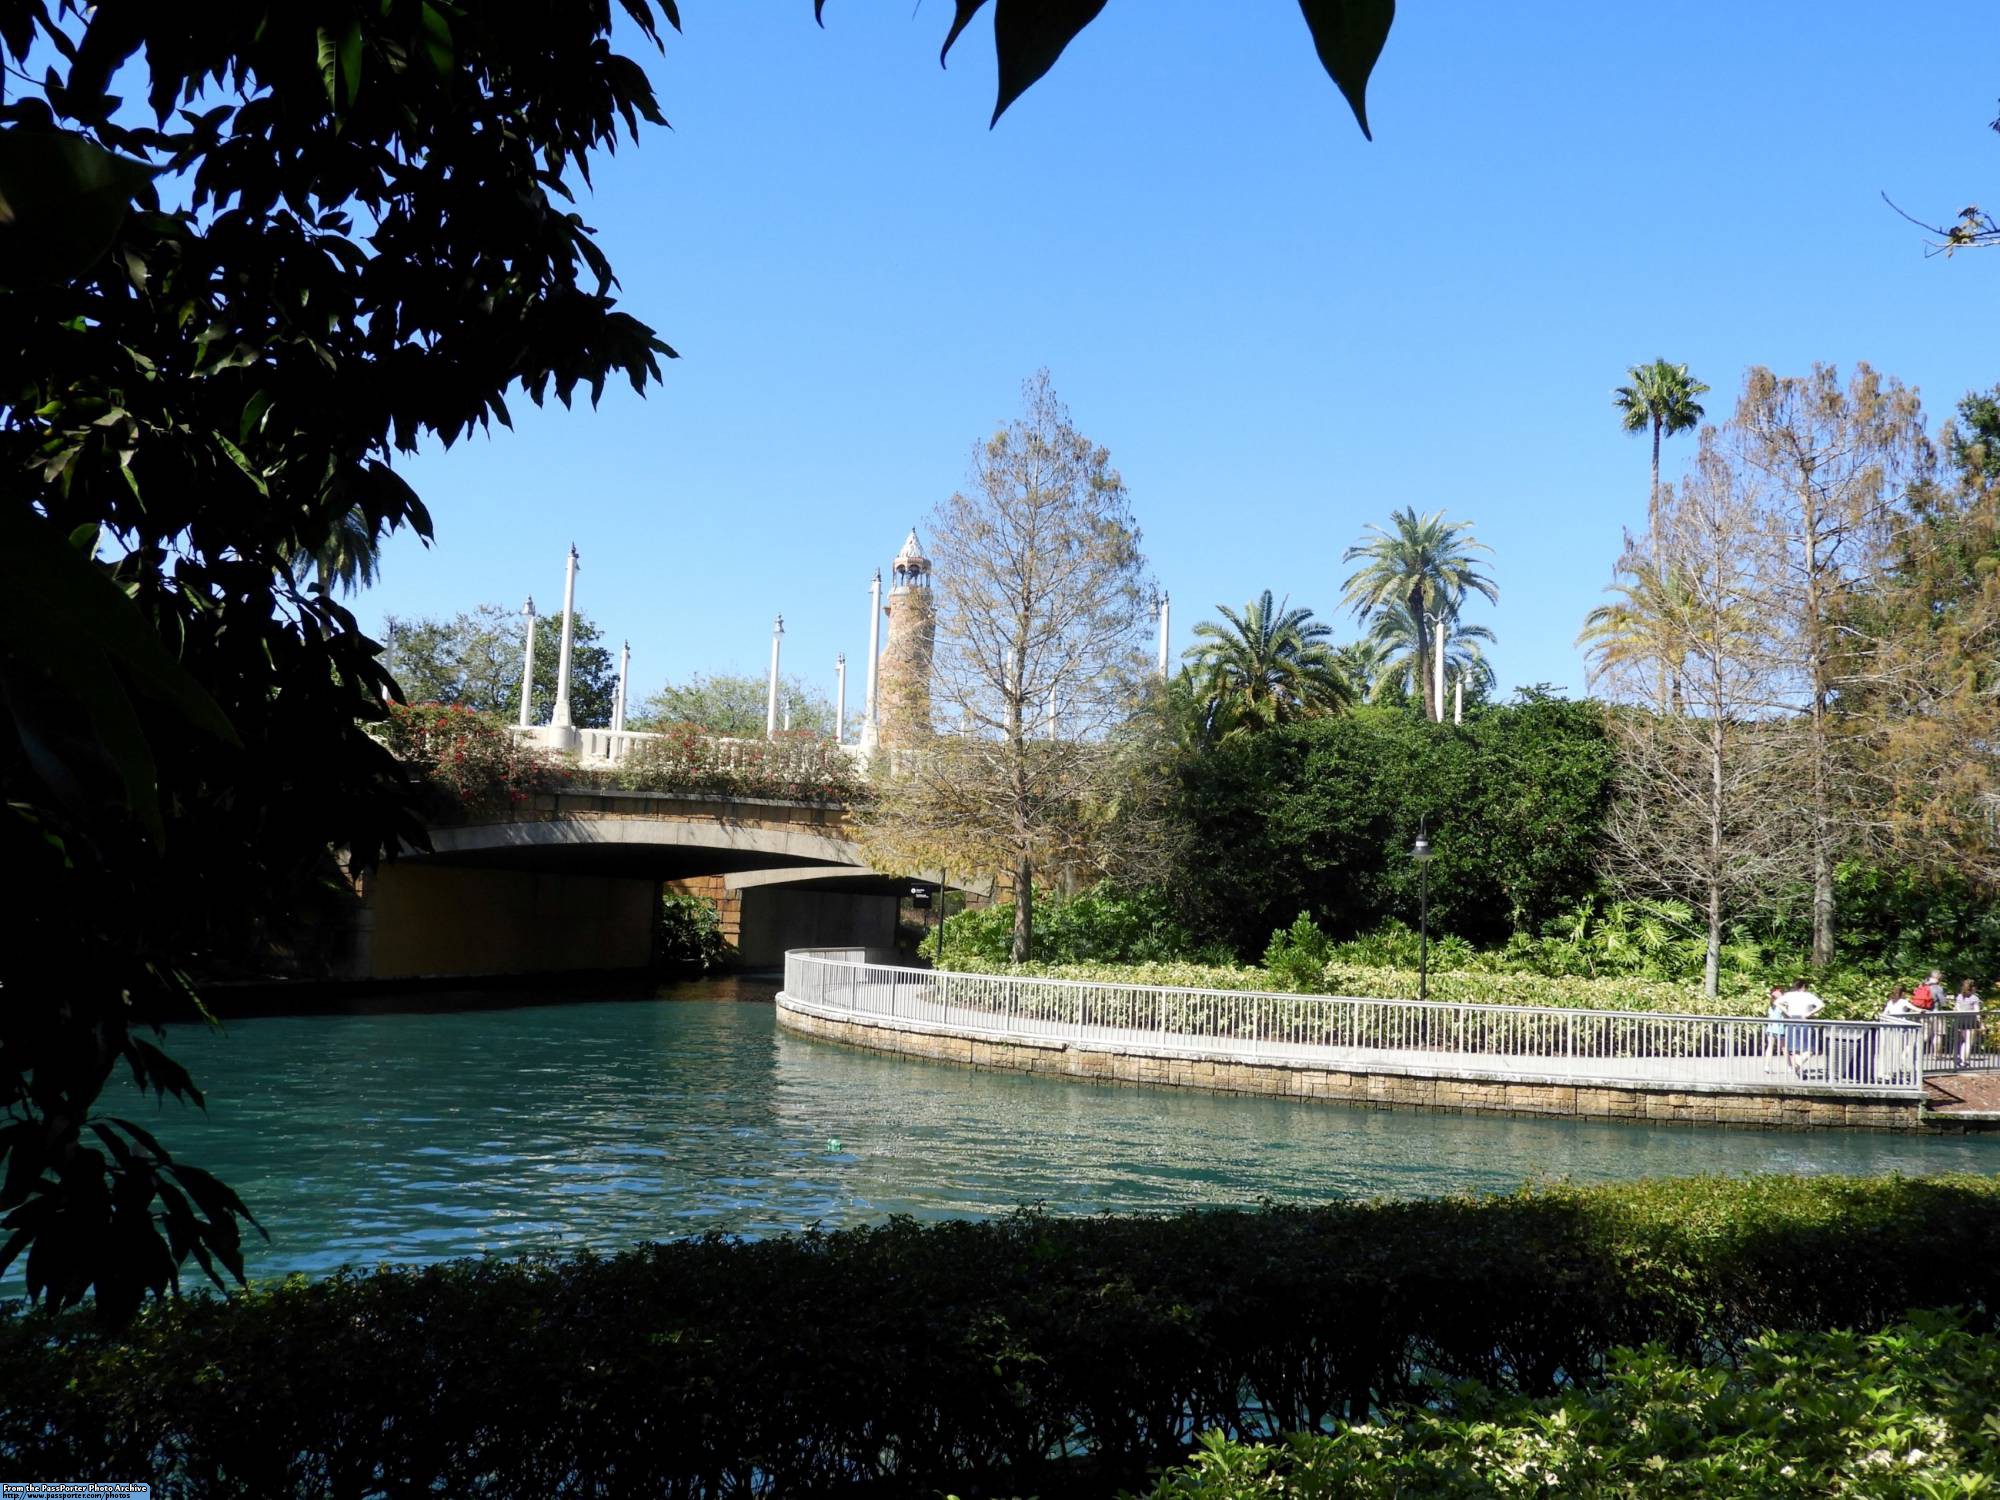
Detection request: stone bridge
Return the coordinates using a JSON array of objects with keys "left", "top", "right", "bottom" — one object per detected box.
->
[{"left": 340, "top": 785, "right": 943, "bottom": 981}]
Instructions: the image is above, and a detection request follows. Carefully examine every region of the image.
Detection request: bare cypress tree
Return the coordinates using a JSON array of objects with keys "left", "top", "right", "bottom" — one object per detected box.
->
[
  {"left": 1724, "top": 364, "right": 1932, "bottom": 967},
  {"left": 1591, "top": 441, "right": 1794, "bottom": 995},
  {"left": 859, "top": 371, "right": 1156, "bottom": 962}
]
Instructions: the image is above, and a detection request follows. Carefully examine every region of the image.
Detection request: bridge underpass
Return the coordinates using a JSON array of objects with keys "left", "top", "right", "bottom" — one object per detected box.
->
[{"left": 333, "top": 789, "right": 942, "bottom": 980}]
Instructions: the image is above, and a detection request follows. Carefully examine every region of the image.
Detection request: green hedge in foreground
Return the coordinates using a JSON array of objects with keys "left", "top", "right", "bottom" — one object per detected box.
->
[
  {"left": 1138, "top": 1313, "right": 2000, "bottom": 1499},
  {"left": 3, "top": 1176, "right": 1997, "bottom": 1497}
]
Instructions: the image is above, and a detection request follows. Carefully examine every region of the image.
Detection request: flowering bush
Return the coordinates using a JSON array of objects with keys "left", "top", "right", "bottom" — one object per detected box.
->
[
  {"left": 379, "top": 703, "right": 555, "bottom": 817},
  {"left": 602, "top": 724, "right": 868, "bottom": 804},
  {"left": 379, "top": 711, "right": 871, "bottom": 815}
]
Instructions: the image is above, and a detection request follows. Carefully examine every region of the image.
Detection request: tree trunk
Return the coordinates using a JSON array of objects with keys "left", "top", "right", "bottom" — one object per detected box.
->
[
  {"left": 1705, "top": 715, "right": 1724, "bottom": 999},
  {"left": 1802, "top": 471, "right": 1836, "bottom": 968},
  {"left": 1011, "top": 853, "right": 1033, "bottom": 963},
  {"left": 1651, "top": 416, "right": 1670, "bottom": 713},
  {"left": 1648, "top": 417, "right": 1662, "bottom": 552}
]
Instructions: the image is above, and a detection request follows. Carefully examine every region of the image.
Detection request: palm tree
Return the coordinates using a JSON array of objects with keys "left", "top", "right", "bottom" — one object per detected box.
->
[
  {"left": 1339, "top": 507, "right": 1498, "bottom": 721},
  {"left": 1578, "top": 554, "right": 1723, "bottom": 714},
  {"left": 1364, "top": 602, "right": 1496, "bottom": 709},
  {"left": 289, "top": 505, "right": 382, "bottom": 595},
  {"left": 1331, "top": 638, "right": 1389, "bottom": 702},
  {"left": 1183, "top": 591, "right": 1352, "bottom": 740},
  {"left": 1612, "top": 359, "right": 1709, "bottom": 550}
]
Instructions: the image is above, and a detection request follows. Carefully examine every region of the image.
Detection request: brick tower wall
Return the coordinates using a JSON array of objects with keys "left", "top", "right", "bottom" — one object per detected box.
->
[{"left": 876, "top": 583, "right": 935, "bottom": 748}]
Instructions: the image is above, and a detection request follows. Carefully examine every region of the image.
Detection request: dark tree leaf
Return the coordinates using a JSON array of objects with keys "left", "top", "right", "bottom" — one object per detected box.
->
[
  {"left": 990, "top": 0, "right": 1109, "bottom": 127},
  {"left": 0, "top": 126, "right": 157, "bottom": 281},
  {"left": 939, "top": 0, "right": 990, "bottom": 66},
  {"left": 1296, "top": 0, "right": 1395, "bottom": 140}
]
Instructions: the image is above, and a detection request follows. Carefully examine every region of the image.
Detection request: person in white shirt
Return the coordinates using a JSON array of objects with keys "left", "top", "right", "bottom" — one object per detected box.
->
[
  {"left": 1878, "top": 987, "right": 1921, "bottom": 1083},
  {"left": 1775, "top": 981, "right": 1825, "bottom": 1071},
  {"left": 1955, "top": 980, "right": 1983, "bottom": 1065}
]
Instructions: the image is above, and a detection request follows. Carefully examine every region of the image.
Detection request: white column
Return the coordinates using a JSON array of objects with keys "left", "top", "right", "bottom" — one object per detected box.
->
[
  {"left": 1454, "top": 674, "right": 1464, "bottom": 726},
  {"left": 1156, "top": 591, "right": 1170, "bottom": 678},
  {"left": 1432, "top": 616, "right": 1446, "bottom": 724},
  {"left": 551, "top": 544, "right": 580, "bottom": 729},
  {"left": 864, "top": 569, "right": 882, "bottom": 735},
  {"left": 613, "top": 639, "right": 631, "bottom": 733},
  {"left": 835, "top": 652, "right": 847, "bottom": 743},
  {"left": 517, "top": 598, "right": 537, "bottom": 727},
  {"left": 1046, "top": 696, "right": 1056, "bottom": 740},
  {"left": 765, "top": 614, "right": 784, "bottom": 739}
]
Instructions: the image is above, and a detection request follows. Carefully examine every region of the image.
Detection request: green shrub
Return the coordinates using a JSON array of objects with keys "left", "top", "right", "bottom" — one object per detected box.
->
[
  {"left": 1262, "top": 912, "right": 1336, "bottom": 992},
  {"left": 2, "top": 1176, "right": 1997, "bottom": 1497},
  {"left": 1137, "top": 1312, "right": 2000, "bottom": 1498},
  {"left": 655, "top": 890, "right": 732, "bottom": 972},
  {"left": 943, "top": 954, "right": 1798, "bottom": 1017},
  {"left": 924, "top": 885, "right": 1216, "bottom": 966}
]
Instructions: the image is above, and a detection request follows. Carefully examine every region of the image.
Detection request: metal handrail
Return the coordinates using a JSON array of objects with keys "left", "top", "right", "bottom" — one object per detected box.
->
[{"left": 780, "top": 949, "right": 1932, "bottom": 1099}]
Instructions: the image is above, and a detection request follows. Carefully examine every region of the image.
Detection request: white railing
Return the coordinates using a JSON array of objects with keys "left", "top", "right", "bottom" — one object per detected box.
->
[
  {"left": 514, "top": 723, "right": 869, "bottom": 772},
  {"left": 1920, "top": 1010, "right": 1995, "bottom": 1073},
  {"left": 781, "top": 951, "right": 1939, "bottom": 1098}
]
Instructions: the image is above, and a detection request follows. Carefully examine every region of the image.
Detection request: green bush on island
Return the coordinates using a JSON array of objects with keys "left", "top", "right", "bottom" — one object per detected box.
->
[
  {"left": 4, "top": 1176, "right": 1997, "bottom": 1496},
  {"left": 1136, "top": 1314, "right": 2000, "bottom": 1499},
  {"left": 931, "top": 890, "right": 1928, "bottom": 1017},
  {"left": 920, "top": 884, "right": 1225, "bottom": 966}
]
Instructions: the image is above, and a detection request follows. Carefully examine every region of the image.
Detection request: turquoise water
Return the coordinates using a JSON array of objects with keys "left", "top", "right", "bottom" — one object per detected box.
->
[{"left": 75, "top": 980, "right": 2000, "bottom": 1280}]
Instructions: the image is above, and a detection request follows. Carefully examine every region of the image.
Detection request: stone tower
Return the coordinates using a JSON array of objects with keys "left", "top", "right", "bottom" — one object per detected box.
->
[{"left": 876, "top": 527, "right": 935, "bottom": 748}]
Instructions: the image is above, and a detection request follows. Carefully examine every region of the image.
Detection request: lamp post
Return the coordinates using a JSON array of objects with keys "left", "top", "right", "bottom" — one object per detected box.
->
[{"left": 1411, "top": 820, "right": 1435, "bottom": 1001}]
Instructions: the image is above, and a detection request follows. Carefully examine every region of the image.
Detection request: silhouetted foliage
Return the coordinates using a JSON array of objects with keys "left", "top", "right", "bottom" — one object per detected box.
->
[{"left": 0, "top": 1, "right": 673, "bottom": 1316}]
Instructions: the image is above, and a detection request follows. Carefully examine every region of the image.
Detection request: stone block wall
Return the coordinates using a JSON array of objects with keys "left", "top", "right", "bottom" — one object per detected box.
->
[{"left": 775, "top": 997, "right": 1924, "bottom": 1133}]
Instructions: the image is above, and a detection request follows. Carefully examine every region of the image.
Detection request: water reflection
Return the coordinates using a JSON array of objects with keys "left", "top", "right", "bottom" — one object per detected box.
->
[{"left": 42, "top": 979, "right": 2000, "bottom": 1283}]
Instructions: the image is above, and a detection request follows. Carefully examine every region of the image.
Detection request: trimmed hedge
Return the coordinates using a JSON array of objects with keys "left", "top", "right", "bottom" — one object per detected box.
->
[
  {"left": 1139, "top": 1313, "right": 2000, "bottom": 1497},
  {"left": 3, "top": 1176, "right": 1998, "bottom": 1496}
]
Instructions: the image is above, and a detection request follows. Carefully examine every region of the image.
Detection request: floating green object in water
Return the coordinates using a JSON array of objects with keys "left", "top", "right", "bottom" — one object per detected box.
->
[{"left": 827, "top": 1138, "right": 841, "bottom": 1153}]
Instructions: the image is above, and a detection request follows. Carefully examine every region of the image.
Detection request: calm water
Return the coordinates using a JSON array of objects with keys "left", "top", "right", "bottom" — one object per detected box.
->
[{"left": 68, "top": 979, "right": 2000, "bottom": 1281}]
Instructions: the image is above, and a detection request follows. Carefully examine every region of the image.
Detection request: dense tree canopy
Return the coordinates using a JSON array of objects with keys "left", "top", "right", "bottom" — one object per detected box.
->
[
  {"left": 634, "top": 671, "right": 835, "bottom": 739},
  {"left": 388, "top": 604, "right": 619, "bottom": 728},
  {"left": 1172, "top": 698, "right": 1617, "bottom": 956}
]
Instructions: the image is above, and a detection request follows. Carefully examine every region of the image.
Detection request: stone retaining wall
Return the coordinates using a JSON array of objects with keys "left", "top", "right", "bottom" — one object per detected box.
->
[{"left": 776, "top": 995, "right": 1923, "bottom": 1133}]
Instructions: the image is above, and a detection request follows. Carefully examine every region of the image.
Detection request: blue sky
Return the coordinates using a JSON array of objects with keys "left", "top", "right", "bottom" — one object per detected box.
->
[{"left": 365, "top": 0, "right": 1998, "bottom": 709}]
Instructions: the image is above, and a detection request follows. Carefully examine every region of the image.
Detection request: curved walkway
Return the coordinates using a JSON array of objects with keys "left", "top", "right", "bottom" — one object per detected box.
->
[{"left": 777, "top": 950, "right": 1934, "bottom": 1133}]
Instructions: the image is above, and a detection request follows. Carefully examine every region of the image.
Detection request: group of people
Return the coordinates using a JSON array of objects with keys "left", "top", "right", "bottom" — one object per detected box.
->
[{"left": 1763, "top": 971, "right": 1985, "bottom": 1077}]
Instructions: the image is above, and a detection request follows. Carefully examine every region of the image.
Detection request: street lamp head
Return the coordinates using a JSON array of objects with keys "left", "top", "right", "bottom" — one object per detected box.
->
[{"left": 1411, "top": 834, "right": 1433, "bottom": 863}]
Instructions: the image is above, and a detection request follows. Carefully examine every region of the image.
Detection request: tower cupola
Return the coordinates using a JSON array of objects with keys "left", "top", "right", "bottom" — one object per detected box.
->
[{"left": 892, "top": 527, "right": 930, "bottom": 590}]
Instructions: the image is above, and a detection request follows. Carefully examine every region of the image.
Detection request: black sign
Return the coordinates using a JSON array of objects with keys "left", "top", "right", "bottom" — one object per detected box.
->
[{"left": 908, "top": 884, "right": 933, "bottom": 909}]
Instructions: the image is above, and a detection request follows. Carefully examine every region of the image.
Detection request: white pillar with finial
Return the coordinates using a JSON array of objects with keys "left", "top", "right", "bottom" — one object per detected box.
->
[
  {"left": 864, "top": 569, "right": 882, "bottom": 742},
  {"left": 1433, "top": 618, "right": 1446, "bottom": 724},
  {"left": 766, "top": 614, "right": 784, "bottom": 740},
  {"left": 835, "top": 652, "right": 847, "bottom": 744},
  {"left": 1157, "top": 592, "right": 1170, "bottom": 679},
  {"left": 613, "top": 639, "right": 631, "bottom": 734},
  {"left": 551, "top": 544, "right": 580, "bottom": 734},
  {"left": 517, "top": 598, "right": 537, "bottom": 727}
]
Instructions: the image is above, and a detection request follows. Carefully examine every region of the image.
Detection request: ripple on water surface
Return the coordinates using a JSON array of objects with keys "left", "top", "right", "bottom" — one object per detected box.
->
[{"left": 35, "top": 976, "right": 2000, "bottom": 1282}]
